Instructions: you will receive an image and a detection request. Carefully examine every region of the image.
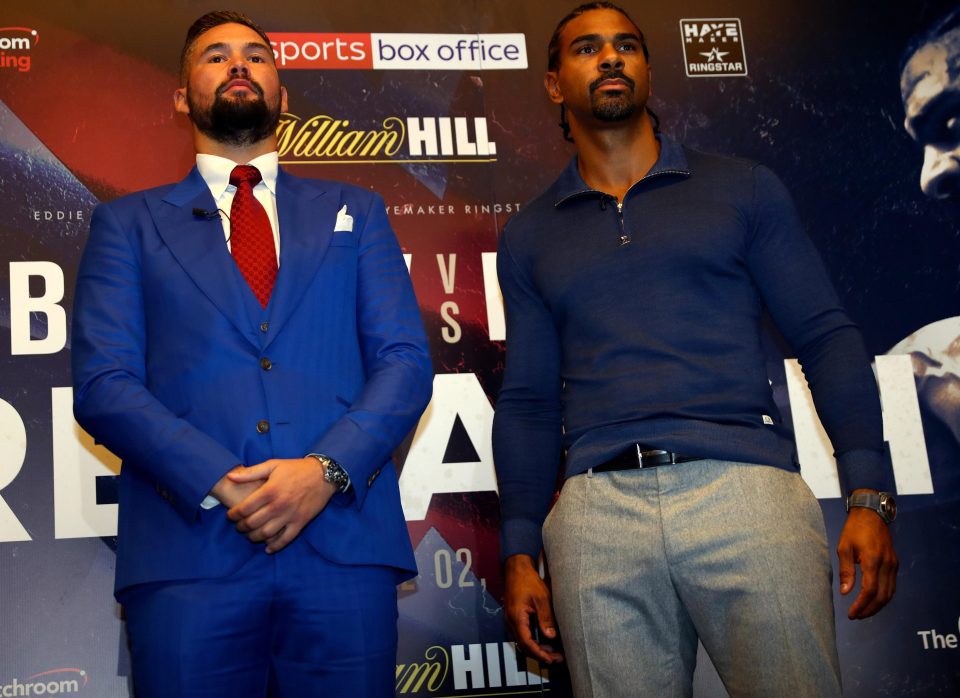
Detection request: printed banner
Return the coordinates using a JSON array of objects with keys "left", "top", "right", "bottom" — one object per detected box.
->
[{"left": 1, "top": 1, "right": 958, "bottom": 695}]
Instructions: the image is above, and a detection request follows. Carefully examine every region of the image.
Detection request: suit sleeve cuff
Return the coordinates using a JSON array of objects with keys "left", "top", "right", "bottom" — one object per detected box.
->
[{"left": 311, "top": 416, "right": 389, "bottom": 509}]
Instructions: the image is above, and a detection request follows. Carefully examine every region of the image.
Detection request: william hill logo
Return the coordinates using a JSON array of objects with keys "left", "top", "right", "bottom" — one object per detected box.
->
[
  {"left": 679, "top": 19, "right": 747, "bottom": 77},
  {"left": 276, "top": 112, "right": 497, "bottom": 164},
  {"left": 395, "top": 643, "right": 548, "bottom": 694}
]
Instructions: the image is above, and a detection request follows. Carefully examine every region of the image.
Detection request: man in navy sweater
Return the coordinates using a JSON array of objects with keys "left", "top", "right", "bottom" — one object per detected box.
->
[{"left": 492, "top": 3, "right": 899, "bottom": 696}]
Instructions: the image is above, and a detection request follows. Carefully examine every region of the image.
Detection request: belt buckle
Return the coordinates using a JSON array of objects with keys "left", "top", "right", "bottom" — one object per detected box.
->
[{"left": 636, "top": 447, "right": 671, "bottom": 467}]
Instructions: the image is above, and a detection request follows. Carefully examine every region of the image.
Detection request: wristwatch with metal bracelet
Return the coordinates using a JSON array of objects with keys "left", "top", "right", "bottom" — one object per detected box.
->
[{"left": 308, "top": 454, "right": 351, "bottom": 493}]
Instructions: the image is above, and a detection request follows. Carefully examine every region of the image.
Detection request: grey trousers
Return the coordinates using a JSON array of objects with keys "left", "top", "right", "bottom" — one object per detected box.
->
[{"left": 542, "top": 460, "right": 842, "bottom": 698}]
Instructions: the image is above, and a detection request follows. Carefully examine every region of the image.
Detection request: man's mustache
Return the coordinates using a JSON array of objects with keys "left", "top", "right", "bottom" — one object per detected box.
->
[
  {"left": 216, "top": 78, "right": 265, "bottom": 99},
  {"left": 590, "top": 71, "right": 635, "bottom": 92}
]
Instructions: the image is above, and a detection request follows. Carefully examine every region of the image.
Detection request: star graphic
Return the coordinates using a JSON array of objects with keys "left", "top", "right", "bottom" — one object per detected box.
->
[{"left": 700, "top": 47, "right": 729, "bottom": 62}]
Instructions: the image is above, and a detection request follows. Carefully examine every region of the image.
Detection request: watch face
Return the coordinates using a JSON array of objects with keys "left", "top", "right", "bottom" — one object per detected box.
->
[
  {"left": 880, "top": 493, "right": 897, "bottom": 521},
  {"left": 323, "top": 460, "right": 350, "bottom": 492}
]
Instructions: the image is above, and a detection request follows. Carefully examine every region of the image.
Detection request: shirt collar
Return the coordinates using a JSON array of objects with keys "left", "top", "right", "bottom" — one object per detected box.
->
[
  {"left": 552, "top": 134, "right": 691, "bottom": 206},
  {"left": 196, "top": 151, "right": 280, "bottom": 200}
]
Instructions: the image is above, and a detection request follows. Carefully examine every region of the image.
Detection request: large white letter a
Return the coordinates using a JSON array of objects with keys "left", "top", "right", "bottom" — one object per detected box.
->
[{"left": 400, "top": 373, "right": 498, "bottom": 520}]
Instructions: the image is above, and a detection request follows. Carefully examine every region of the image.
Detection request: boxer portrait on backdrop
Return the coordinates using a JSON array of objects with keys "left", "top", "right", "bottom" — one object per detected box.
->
[
  {"left": 493, "top": 3, "right": 900, "bottom": 696},
  {"left": 71, "top": 10, "right": 431, "bottom": 697},
  {"left": 894, "top": 7, "right": 960, "bottom": 494}
]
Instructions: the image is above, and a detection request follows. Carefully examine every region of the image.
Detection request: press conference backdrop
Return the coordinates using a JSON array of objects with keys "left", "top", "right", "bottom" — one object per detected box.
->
[{"left": 1, "top": 0, "right": 958, "bottom": 695}]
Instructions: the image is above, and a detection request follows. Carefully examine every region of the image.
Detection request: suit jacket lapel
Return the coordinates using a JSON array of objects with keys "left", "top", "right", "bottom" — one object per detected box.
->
[
  {"left": 264, "top": 169, "right": 337, "bottom": 345},
  {"left": 146, "top": 167, "right": 260, "bottom": 349}
]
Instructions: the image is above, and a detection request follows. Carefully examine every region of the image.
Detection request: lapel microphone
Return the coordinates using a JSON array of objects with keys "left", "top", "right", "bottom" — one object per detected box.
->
[{"left": 192, "top": 207, "right": 229, "bottom": 221}]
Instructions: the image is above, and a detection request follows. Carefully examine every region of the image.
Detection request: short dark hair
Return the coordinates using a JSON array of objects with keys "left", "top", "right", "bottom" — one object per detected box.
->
[
  {"left": 179, "top": 10, "right": 273, "bottom": 85},
  {"left": 547, "top": 3, "right": 658, "bottom": 142},
  {"left": 900, "top": 7, "right": 960, "bottom": 79}
]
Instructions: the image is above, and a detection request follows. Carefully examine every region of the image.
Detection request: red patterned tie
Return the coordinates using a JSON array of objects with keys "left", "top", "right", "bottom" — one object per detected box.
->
[{"left": 229, "top": 165, "right": 277, "bottom": 308}]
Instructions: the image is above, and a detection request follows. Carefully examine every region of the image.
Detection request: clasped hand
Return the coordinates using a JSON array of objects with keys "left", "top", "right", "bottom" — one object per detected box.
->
[{"left": 215, "top": 458, "right": 338, "bottom": 553}]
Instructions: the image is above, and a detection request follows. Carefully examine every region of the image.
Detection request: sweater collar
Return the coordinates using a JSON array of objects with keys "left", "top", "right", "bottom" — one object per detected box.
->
[{"left": 553, "top": 134, "right": 691, "bottom": 206}]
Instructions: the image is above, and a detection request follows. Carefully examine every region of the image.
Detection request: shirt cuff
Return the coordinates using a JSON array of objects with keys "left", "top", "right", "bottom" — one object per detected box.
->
[{"left": 200, "top": 494, "right": 220, "bottom": 509}]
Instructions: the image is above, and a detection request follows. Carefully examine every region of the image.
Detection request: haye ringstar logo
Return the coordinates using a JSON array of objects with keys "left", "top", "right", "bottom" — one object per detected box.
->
[
  {"left": 679, "top": 19, "right": 747, "bottom": 78},
  {"left": 0, "top": 26, "right": 38, "bottom": 72}
]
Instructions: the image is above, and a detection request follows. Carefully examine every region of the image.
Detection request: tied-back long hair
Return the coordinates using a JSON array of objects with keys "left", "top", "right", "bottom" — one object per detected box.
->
[{"left": 548, "top": 2, "right": 660, "bottom": 142}]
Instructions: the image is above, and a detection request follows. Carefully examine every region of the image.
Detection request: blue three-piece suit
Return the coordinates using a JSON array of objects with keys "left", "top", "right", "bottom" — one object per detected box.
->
[{"left": 72, "top": 165, "right": 432, "bottom": 696}]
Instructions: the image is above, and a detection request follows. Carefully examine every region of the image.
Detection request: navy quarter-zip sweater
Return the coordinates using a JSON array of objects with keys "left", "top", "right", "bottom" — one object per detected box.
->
[{"left": 493, "top": 136, "right": 890, "bottom": 560}]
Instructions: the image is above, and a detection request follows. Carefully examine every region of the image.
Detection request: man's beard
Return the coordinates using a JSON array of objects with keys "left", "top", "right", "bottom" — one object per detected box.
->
[
  {"left": 188, "top": 81, "right": 280, "bottom": 146},
  {"left": 590, "top": 71, "right": 639, "bottom": 122}
]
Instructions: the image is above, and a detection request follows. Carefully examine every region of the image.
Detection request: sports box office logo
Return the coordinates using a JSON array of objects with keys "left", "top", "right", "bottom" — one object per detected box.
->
[
  {"left": 679, "top": 19, "right": 747, "bottom": 77},
  {"left": 277, "top": 113, "right": 497, "bottom": 164},
  {"left": 268, "top": 32, "right": 527, "bottom": 71},
  {"left": 0, "top": 27, "right": 38, "bottom": 72}
]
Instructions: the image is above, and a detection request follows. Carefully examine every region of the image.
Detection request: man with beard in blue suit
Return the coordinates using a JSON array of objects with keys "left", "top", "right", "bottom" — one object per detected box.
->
[{"left": 71, "top": 10, "right": 432, "bottom": 697}]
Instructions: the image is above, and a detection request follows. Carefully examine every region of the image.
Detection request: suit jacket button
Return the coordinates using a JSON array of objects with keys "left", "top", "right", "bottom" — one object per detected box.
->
[
  {"left": 256, "top": 420, "right": 270, "bottom": 433},
  {"left": 259, "top": 357, "right": 272, "bottom": 371},
  {"left": 259, "top": 322, "right": 269, "bottom": 333}
]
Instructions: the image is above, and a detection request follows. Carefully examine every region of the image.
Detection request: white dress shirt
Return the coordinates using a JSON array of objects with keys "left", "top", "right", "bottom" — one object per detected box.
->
[{"left": 195, "top": 151, "right": 281, "bottom": 264}]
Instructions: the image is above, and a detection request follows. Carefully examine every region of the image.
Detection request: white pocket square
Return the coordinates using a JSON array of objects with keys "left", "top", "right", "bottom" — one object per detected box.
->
[{"left": 334, "top": 204, "right": 354, "bottom": 232}]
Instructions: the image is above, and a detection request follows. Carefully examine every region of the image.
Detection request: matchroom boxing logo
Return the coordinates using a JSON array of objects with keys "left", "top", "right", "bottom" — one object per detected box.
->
[
  {"left": 679, "top": 19, "right": 748, "bottom": 78},
  {"left": 268, "top": 32, "right": 527, "bottom": 71},
  {"left": 0, "top": 668, "right": 89, "bottom": 695},
  {"left": 0, "top": 26, "right": 38, "bottom": 73}
]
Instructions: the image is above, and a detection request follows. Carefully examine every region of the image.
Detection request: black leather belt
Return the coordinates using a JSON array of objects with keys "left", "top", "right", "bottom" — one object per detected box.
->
[{"left": 592, "top": 445, "right": 702, "bottom": 472}]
